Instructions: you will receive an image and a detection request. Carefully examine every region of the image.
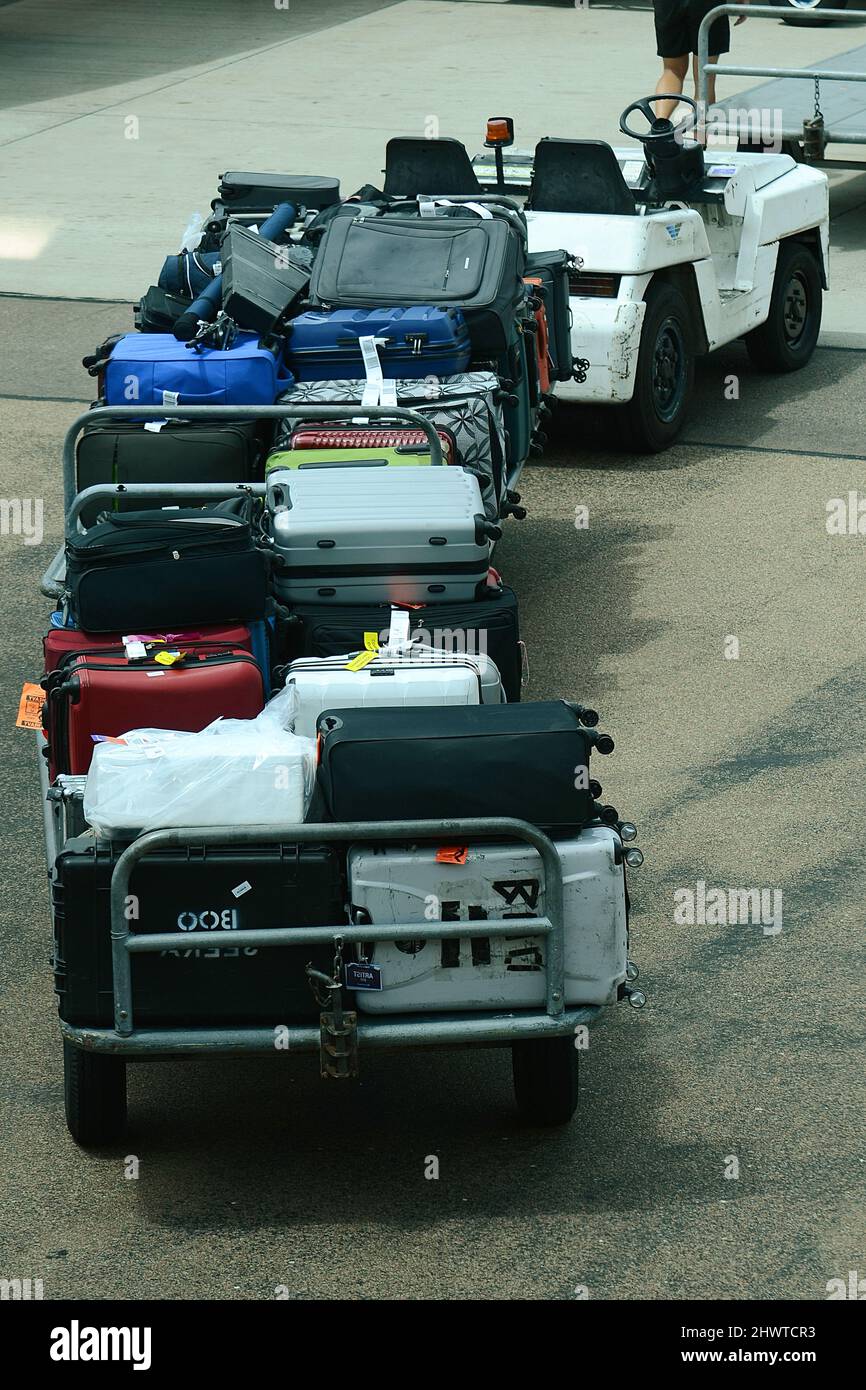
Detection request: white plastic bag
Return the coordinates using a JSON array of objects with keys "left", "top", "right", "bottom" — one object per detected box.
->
[
  {"left": 84, "top": 685, "right": 316, "bottom": 836},
  {"left": 180, "top": 210, "right": 205, "bottom": 252}
]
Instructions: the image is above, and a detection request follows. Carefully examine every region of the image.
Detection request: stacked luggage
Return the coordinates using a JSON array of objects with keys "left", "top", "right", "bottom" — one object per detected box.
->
[{"left": 32, "top": 147, "right": 642, "bottom": 1145}]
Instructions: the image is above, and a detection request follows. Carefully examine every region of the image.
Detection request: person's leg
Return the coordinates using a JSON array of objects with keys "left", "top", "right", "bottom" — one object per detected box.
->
[{"left": 655, "top": 55, "right": 689, "bottom": 119}]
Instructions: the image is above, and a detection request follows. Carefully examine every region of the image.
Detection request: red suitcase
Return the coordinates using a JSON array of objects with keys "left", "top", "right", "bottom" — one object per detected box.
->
[
  {"left": 289, "top": 424, "right": 455, "bottom": 463},
  {"left": 42, "top": 646, "right": 265, "bottom": 778},
  {"left": 43, "top": 621, "right": 255, "bottom": 676}
]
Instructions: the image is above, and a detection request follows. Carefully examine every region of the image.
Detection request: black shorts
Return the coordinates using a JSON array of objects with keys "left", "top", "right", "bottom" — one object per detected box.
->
[{"left": 654, "top": 0, "right": 730, "bottom": 57}]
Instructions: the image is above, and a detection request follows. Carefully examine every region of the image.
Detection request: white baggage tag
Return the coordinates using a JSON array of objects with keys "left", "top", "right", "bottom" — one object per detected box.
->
[
  {"left": 384, "top": 608, "right": 412, "bottom": 655},
  {"left": 358, "top": 334, "right": 385, "bottom": 407},
  {"left": 380, "top": 378, "right": 398, "bottom": 407}
]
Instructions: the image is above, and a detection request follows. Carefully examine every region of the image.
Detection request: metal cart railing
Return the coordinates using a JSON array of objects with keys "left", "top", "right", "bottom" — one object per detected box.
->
[
  {"left": 62, "top": 816, "right": 599, "bottom": 1061},
  {"left": 697, "top": 6, "right": 866, "bottom": 163}
]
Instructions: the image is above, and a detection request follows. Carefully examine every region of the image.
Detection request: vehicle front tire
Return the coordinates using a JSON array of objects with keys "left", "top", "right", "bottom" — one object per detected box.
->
[
  {"left": 63, "top": 1040, "right": 127, "bottom": 1146},
  {"left": 745, "top": 239, "right": 823, "bottom": 373},
  {"left": 618, "top": 278, "right": 694, "bottom": 453},
  {"left": 512, "top": 1036, "right": 579, "bottom": 1126}
]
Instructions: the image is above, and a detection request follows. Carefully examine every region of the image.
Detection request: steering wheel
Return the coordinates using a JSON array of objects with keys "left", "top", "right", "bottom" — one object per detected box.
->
[{"left": 619, "top": 94, "right": 699, "bottom": 144}]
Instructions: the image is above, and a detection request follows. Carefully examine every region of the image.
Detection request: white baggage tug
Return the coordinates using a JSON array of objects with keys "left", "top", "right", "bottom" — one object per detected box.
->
[{"left": 474, "top": 101, "right": 829, "bottom": 449}]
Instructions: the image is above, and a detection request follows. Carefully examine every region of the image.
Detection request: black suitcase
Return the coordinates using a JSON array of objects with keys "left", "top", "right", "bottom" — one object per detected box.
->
[
  {"left": 75, "top": 419, "right": 265, "bottom": 526},
  {"left": 525, "top": 249, "right": 574, "bottom": 383},
  {"left": 65, "top": 497, "right": 268, "bottom": 633},
  {"left": 135, "top": 285, "right": 192, "bottom": 334},
  {"left": 53, "top": 837, "right": 345, "bottom": 1025},
  {"left": 217, "top": 171, "right": 340, "bottom": 213},
  {"left": 315, "top": 700, "right": 613, "bottom": 829},
  {"left": 221, "top": 224, "right": 312, "bottom": 335},
  {"left": 275, "top": 584, "right": 524, "bottom": 702},
  {"left": 309, "top": 215, "right": 526, "bottom": 355}
]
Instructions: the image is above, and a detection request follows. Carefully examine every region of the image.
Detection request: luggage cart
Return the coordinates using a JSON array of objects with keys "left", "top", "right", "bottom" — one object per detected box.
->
[
  {"left": 698, "top": 6, "right": 866, "bottom": 167},
  {"left": 39, "top": 404, "right": 631, "bottom": 1143},
  {"left": 58, "top": 816, "right": 617, "bottom": 1145}
]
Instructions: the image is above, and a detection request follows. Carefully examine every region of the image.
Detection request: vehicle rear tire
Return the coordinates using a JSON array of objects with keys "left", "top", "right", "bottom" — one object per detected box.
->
[
  {"left": 771, "top": 0, "right": 847, "bottom": 26},
  {"left": 63, "top": 1040, "right": 127, "bottom": 1147},
  {"left": 745, "top": 239, "right": 822, "bottom": 373},
  {"left": 512, "top": 1036, "right": 579, "bottom": 1126},
  {"left": 618, "top": 279, "right": 694, "bottom": 453}
]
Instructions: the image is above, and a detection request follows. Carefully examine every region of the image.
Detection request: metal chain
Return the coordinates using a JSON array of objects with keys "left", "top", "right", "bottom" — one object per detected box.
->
[
  {"left": 814, "top": 76, "right": 823, "bottom": 123},
  {"left": 306, "top": 935, "right": 345, "bottom": 1007},
  {"left": 332, "top": 935, "right": 345, "bottom": 987}
]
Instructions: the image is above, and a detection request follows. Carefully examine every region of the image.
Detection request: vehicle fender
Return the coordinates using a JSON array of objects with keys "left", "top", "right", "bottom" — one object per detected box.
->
[{"left": 641, "top": 265, "right": 711, "bottom": 356}]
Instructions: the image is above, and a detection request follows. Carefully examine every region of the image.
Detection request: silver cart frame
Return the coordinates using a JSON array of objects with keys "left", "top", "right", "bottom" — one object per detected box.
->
[
  {"left": 697, "top": 6, "right": 866, "bottom": 161},
  {"left": 61, "top": 816, "right": 599, "bottom": 1058}
]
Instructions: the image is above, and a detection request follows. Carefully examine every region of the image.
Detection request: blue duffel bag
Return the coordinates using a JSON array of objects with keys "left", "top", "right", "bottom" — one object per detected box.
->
[
  {"left": 158, "top": 249, "right": 221, "bottom": 298},
  {"left": 103, "top": 332, "right": 293, "bottom": 407}
]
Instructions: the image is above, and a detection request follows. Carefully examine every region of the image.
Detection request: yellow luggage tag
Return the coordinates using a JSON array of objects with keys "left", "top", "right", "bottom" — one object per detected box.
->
[
  {"left": 345, "top": 650, "right": 377, "bottom": 672},
  {"left": 153, "top": 649, "right": 187, "bottom": 667},
  {"left": 344, "top": 633, "right": 381, "bottom": 671}
]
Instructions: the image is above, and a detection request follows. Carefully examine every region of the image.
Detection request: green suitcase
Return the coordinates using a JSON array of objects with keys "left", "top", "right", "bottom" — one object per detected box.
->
[{"left": 266, "top": 444, "right": 447, "bottom": 473}]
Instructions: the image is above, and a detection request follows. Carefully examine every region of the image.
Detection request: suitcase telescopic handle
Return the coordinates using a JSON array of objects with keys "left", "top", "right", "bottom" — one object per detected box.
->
[{"left": 63, "top": 403, "right": 445, "bottom": 517}]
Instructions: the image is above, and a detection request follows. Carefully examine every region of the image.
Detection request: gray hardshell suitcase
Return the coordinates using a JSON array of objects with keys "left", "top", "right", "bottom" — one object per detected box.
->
[
  {"left": 268, "top": 466, "right": 497, "bottom": 606},
  {"left": 347, "top": 826, "right": 628, "bottom": 1013},
  {"left": 276, "top": 372, "right": 506, "bottom": 518}
]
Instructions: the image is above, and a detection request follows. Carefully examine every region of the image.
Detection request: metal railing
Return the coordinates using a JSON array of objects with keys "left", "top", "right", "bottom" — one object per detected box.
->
[
  {"left": 697, "top": 5, "right": 866, "bottom": 137},
  {"left": 60, "top": 816, "right": 600, "bottom": 1057}
]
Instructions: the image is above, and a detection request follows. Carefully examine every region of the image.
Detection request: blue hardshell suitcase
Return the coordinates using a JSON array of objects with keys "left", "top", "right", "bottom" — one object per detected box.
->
[{"left": 285, "top": 306, "right": 472, "bottom": 381}]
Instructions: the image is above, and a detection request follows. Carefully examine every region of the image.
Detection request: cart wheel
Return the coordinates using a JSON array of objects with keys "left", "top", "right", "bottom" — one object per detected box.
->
[
  {"left": 745, "top": 240, "right": 822, "bottom": 373},
  {"left": 63, "top": 1041, "right": 127, "bottom": 1147},
  {"left": 512, "top": 1036, "right": 579, "bottom": 1126},
  {"left": 618, "top": 279, "right": 694, "bottom": 453}
]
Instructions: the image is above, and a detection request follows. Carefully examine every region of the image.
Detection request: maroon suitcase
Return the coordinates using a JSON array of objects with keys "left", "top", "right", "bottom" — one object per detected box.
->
[
  {"left": 42, "top": 621, "right": 256, "bottom": 676},
  {"left": 42, "top": 646, "right": 265, "bottom": 778}
]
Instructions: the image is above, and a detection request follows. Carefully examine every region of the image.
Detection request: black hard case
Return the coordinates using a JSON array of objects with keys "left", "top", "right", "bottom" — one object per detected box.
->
[{"left": 53, "top": 838, "right": 345, "bottom": 1025}]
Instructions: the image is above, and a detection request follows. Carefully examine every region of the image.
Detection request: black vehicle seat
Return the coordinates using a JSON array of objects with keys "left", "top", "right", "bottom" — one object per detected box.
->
[
  {"left": 527, "top": 138, "right": 636, "bottom": 216},
  {"left": 383, "top": 137, "right": 483, "bottom": 199}
]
